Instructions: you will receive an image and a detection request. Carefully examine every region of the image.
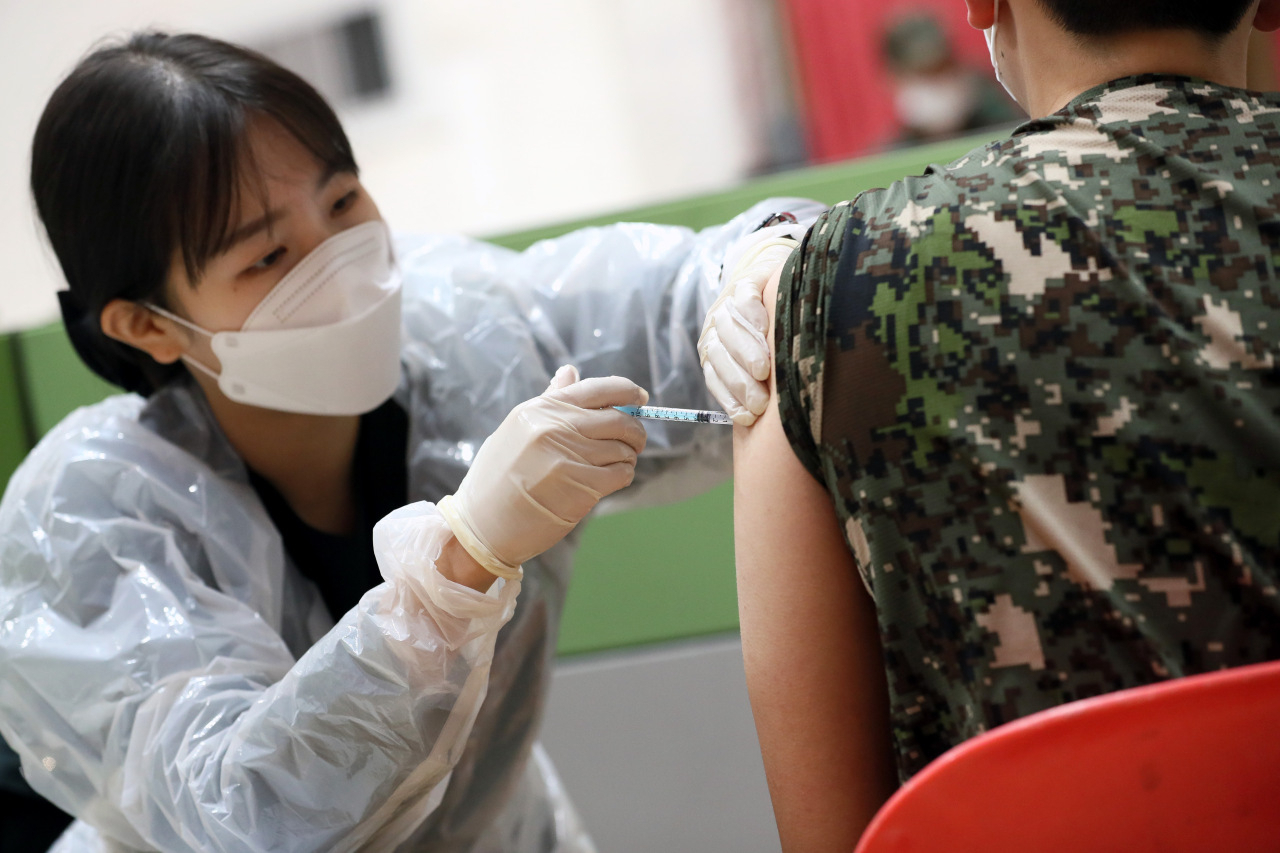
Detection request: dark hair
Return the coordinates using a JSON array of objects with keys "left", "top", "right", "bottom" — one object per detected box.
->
[
  {"left": 32, "top": 32, "right": 358, "bottom": 395},
  {"left": 1037, "top": 0, "right": 1253, "bottom": 38}
]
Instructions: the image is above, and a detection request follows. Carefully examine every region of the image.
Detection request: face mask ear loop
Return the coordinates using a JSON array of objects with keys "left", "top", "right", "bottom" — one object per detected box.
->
[
  {"left": 987, "top": 0, "right": 1001, "bottom": 79},
  {"left": 985, "top": 0, "right": 1020, "bottom": 107},
  {"left": 144, "top": 303, "right": 222, "bottom": 383}
]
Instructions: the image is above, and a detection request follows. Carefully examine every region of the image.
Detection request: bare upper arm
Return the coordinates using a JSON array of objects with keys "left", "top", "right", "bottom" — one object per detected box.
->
[{"left": 731, "top": 255, "right": 898, "bottom": 851}]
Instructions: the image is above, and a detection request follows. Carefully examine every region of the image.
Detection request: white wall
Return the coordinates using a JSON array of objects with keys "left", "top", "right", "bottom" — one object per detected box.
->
[{"left": 0, "top": 0, "right": 784, "bottom": 334}]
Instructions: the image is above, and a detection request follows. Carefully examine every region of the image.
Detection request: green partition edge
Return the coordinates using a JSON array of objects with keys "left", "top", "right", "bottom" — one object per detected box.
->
[
  {"left": 18, "top": 323, "right": 118, "bottom": 440},
  {"left": 0, "top": 334, "right": 31, "bottom": 488},
  {"left": 1, "top": 131, "right": 998, "bottom": 656},
  {"left": 559, "top": 480, "right": 739, "bottom": 656},
  {"left": 486, "top": 132, "right": 996, "bottom": 251}
]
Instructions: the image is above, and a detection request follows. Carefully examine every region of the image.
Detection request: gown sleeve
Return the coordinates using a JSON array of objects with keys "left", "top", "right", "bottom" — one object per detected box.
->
[{"left": 0, "top": 399, "right": 517, "bottom": 852}]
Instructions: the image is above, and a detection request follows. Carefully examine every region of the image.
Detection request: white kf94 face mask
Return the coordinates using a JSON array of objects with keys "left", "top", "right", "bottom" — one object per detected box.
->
[
  {"left": 149, "top": 220, "right": 403, "bottom": 415},
  {"left": 985, "top": 0, "right": 1018, "bottom": 105}
]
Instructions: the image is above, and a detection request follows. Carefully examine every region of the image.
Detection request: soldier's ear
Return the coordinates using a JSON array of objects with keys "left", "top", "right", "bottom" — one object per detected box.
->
[
  {"left": 964, "top": 0, "right": 997, "bottom": 31},
  {"left": 1255, "top": 0, "right": 1280, "bottom": 32}
]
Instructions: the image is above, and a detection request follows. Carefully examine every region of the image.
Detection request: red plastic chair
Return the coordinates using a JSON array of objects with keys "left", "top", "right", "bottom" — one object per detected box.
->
[{"left": 854, "top": 659, "right": 1280, "bottom": 853}]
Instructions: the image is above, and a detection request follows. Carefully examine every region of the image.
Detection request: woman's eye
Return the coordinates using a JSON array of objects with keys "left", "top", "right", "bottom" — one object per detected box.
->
[
  {"left": 251, "top": 247, "right": 286, "bottom": 271},
  {"left": 332, "top": 190, "right": 358, "bottom": 215}
]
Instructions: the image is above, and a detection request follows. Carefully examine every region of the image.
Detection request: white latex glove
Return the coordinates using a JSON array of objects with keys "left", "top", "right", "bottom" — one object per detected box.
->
[
  {"left": 438, "top": 365, "right": 648, "bottom": 578},
  {"left": 698, "top": 220, "right": 806, "bottom": 426}
]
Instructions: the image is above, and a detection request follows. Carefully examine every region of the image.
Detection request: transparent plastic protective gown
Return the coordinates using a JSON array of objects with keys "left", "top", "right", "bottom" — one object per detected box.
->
[{"left": 0, "top": 198, "right": 823, "bottom": 853}]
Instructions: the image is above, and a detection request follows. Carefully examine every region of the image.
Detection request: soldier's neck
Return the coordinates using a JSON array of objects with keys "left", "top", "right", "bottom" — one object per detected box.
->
[{"left": 1022, "top": 27, "right": 1252, "bottom": 117}]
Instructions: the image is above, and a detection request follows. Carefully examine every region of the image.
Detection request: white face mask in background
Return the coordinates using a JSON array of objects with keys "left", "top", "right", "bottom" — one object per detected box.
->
[
  {"left": 895, "top": 75, "right": 979, "bottom": 134},
  {"left": 149, "top": 220, "right": 403, "bottom": 415}
]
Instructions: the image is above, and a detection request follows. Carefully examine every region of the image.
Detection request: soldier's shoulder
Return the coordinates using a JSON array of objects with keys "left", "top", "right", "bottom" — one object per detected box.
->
[{"left": 847, "top": 136, "right": 1023, "bottom": 228}]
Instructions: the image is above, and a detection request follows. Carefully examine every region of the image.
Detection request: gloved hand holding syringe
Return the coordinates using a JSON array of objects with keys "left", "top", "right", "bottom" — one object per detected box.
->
[{"left": 617, "top": 210, "right": 810, "bottom": 430}]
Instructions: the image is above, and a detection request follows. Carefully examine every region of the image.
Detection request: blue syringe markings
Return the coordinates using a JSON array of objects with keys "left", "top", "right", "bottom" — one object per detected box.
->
[{"left": 615, "top": 405, "right": 732, "bottom": 425}]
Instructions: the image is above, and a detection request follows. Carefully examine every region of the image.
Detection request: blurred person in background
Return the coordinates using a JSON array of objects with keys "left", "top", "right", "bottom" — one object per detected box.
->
[{"left": 881, "top": 12, "right": 1020, "bottom": 146}]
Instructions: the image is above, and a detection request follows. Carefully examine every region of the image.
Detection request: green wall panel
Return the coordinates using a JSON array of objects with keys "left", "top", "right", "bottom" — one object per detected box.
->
[
  {"left": 0, "top": 334, "right": 32, "bottom": 492},
  {"left": 17, "top": 322, "right": 118, "bottom": 437},
  {"left": 487, "top": 131, "right": 996, "bottom": 250},
  {"left": 557, "top": 481, "right": 737, "bottom": 656}
]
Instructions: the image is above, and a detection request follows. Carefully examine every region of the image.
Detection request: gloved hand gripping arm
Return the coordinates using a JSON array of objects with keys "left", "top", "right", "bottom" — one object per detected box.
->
[{"left": 698, "top": 217, "right": 811, "bottom": 426}]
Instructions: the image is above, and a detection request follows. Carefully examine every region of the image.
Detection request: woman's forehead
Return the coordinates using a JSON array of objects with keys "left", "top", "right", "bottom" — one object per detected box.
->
[
  {"left": 227, "top": 118, "right": 332, "bottom": 225},
  {"left": 238, "top": 119, "right": 326, "bottom": 192}
]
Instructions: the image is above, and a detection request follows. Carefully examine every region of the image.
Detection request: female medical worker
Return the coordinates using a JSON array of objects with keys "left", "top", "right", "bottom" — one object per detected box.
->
[{"left": 0, "top": 31, "right": 821, "bottom": 853}]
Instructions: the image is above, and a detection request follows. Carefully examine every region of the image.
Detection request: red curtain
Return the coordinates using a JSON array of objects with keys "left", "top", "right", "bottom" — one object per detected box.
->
[
  {"left": 781, "top": 0, "right": 995, "bottom": 161},
  {"left": 781, "top": 0, "right": 1280, "bottom": 163}
]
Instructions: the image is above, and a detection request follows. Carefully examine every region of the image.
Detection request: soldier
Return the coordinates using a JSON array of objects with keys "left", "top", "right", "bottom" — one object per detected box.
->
[{"left": 702, "top": 0, "right": 1280, "bottom": 849}]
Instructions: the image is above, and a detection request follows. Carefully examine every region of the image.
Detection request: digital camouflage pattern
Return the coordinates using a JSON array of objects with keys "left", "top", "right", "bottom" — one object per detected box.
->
[{"left": 775, "top": 75, "right": 1280, "bottom": 780}]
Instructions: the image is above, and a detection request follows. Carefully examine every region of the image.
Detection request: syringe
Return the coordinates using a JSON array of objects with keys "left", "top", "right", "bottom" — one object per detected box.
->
[{"left": 615, "top": 405, "right": 732, "bottom": 425}]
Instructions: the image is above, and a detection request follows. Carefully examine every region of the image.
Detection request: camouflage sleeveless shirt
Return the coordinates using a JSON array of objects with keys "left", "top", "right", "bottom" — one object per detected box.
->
[{"left": 774, "top": 75, "right": 1280, "bottom": 779}]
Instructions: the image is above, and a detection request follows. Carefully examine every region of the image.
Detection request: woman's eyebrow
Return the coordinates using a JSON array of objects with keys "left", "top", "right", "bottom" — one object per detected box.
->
[
  {"left": 221, "top": 209, "right": 283, "bottom": 254},
  {"left": 218, "top": 165, "right": 349, "bottom": 255},
  {"left": 317, "top": 164, "right": 343, "bottom": 189}
]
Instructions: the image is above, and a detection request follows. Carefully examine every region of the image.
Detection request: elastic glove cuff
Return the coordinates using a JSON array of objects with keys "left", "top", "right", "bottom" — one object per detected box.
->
[
  {"left": 720, "top": 219, "right": 807, "bottom": 291},
  {"left": 699, "top": 235, "right": 796, "bottom": 369},
  {"left": 438, "top": 494, "right": 524, "bottom": 581}
]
